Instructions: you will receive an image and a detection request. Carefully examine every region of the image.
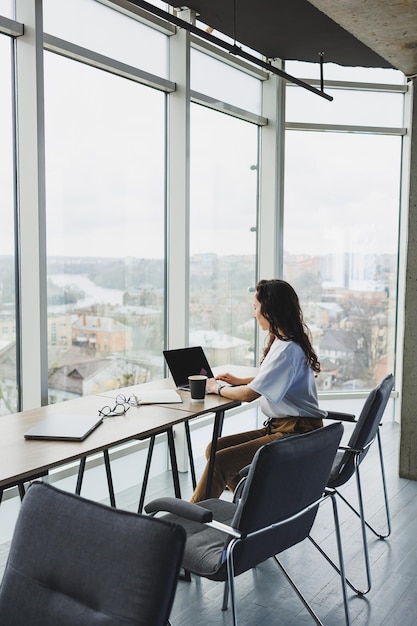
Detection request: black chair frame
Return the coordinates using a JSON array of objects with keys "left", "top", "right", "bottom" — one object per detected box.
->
[
  {"left": 147, "top": 424, "right": 350, "bottom": 626},
  {"left": 221, "top": 487, "right": 350, "bottom": 625},
  {"left": 311, "top": 413, "right": 391, "bottom": 596},
  {"left": 234, "top": 374, "right": 393, "bottom": 598}
]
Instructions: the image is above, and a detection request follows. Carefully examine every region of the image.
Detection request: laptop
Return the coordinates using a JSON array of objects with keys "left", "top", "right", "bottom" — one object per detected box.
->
[
  {"left": 24, "top": 414, "right": 103, "bottom": 442},
  {"left": 163, "top": 346, "right": 214, "bottom": 390}
]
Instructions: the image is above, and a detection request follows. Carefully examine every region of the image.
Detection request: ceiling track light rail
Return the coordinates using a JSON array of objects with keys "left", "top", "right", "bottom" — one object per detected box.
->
[{"left": 127, "top": 0, "right": 333, "bottom": 101}]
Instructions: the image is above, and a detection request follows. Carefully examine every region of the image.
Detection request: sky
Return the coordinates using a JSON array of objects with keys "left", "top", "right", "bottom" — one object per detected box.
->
[{"left": 0, "top": 2, "right": 406, "bottom": 261}]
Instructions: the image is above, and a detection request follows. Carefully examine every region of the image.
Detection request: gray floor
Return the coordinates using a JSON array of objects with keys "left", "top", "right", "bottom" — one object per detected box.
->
[{"left": 1, "top": 419, "right": 416, "bottom": 625}]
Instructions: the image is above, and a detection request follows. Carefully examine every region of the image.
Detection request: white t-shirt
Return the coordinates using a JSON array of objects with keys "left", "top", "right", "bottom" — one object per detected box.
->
[{"left": 248, "top": 338, "right": 326, "bottom": 420}]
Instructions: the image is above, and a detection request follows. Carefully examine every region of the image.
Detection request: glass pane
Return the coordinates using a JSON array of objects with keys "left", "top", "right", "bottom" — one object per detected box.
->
[
  {"left": 0, "top": 0, "right": 13, "bottom": 18},
  {"left": 286, "top": 85, "right": 404, "bottom": 127},
  {"left": 44, "top": 52, "right": 165, "bottom": 402},
  {"left": 43, "top": 0, "right": 168, "bottom": 78},
  {"left": 283, "top": 130, "right": 401, "bottom": 391},
  {"left": 189, "top": 104, "right": 258, "bottom": 367},
  {"left": 191, "top": 49, "right": 262, "bottom": 114},
  {"left": 0, "top": 36, "right": 18, "bottom": 415}
]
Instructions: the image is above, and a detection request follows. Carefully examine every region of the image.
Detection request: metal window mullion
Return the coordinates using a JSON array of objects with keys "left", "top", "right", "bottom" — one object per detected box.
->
[
  {"left": 0, "top": 15, "right": 24, "bottom": 37},
  {"left": 166, "top": 22, "right": 190, "bottom": 352},
  {"left": 166, "top": 17, "right": 191, "bottom": 473},
  {"left": 255, "top": 62, "right": 286, "bottom": 365},
  {"left": 43, "top": 33, "right": 176, "bottom": 93},
  {"left": 257, "top": 64, "right": 285, "bottom": 279},
  {"left": 286, "top": 121, "right": 406, "bottom": 135},
  {"left": 190, "top": 90, "right": 267, "bottom": 126},
  {"left": 15, "top": 0, "right": 48, "bottom": 409}
]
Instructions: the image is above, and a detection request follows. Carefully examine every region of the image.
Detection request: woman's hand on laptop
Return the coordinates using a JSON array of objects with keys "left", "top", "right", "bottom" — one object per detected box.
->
[
  {"left": 206, "top": 377, "right": 220, "bottom": 394},
  {"left": 216, "top": 373, "right": 254, "bottom": 386}
]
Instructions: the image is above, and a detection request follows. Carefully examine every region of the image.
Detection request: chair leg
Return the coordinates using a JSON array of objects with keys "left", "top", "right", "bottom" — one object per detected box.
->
[
  {"left": 309, "top": 463, "right": 372, "bottom": 596},
  {"left": 336, "top": 429, "right": 391, "bottom": 539},
  {"left": 331, "top": 491, "right": 351, "bottom": 625},
  {"left": 332, "top": 457, "right": 373, "bottom": 594},
  {"left": 312, "top": 430, "right": 391, "bottom": 597},
  {"left": 304, "top": 496, "right": 351, "bottom": 624},
  {"left": 375, "top": 428, "right": 391, "bottom": 538},
  {"left": 222, "top": 580, "right": 229, "bottom": 611},
  {"left": 273, "top": 556, "right": 325, "bottom": 625},
  {"left": 226, "top": 543, "right": 238, "bottom": 626}
]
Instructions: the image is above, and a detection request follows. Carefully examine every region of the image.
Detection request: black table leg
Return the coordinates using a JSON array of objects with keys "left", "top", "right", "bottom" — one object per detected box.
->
[
  {"left": 167, "top": 426, "right": 182, "bottom": 499},
  {"left": 103, "top": 449, "right": 116, "bottom": 507},
  {"left": 75, "top": 457, "right": 86, "bottom": 495},
  {"left": 184, "top": 420, "right": 197, "bottom": 489},
  {"left": 138, "top": 435, "right": 156, "bottom": 513}
]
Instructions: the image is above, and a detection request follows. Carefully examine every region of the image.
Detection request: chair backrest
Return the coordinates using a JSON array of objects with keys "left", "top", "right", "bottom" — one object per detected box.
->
[
  {"left": 230, "top": 422, "right": 343, "bottom": 575},
  {"left": 0, "top": 482, "right": 185, "bottom": 626},
  {"left": 329, "top": 373, "right": 394, "bottom": 488}
]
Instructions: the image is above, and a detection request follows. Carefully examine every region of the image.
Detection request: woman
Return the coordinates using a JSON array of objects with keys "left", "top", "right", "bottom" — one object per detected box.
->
[{"left": 190, "top": 278, "right": 326, "bottom": 503}]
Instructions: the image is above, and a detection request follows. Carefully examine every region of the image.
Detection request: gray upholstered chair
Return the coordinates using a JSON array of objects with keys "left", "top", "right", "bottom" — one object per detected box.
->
[
  {"left": 0, "top": 481, "right": 185, "bottom": 626},
  {"left": 145, "top": 423, "right": 350, "bottom": 625}
]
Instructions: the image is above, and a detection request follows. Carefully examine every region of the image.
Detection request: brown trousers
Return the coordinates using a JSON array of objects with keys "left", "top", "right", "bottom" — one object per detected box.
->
[{"left": 190, "top": 416, "right": 323, "bottom": 503}]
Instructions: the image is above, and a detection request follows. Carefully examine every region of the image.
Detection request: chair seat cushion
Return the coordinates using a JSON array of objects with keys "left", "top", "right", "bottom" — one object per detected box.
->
[{"left": 163, "top": 498, "right": 237, "bottom": 581}]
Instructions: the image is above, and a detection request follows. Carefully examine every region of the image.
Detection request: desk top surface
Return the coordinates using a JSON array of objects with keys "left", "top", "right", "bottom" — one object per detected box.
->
[{"left": 0, "top": 368, "right": 255, "bottom": 488}]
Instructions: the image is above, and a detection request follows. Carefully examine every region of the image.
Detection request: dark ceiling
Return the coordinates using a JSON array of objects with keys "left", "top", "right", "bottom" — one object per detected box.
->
[{"left": 167, "top": 0, "right": 392, "bottom": 69}]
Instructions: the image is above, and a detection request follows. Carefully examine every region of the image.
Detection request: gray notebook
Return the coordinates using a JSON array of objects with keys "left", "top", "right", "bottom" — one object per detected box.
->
[{"left": 24, "top": 414, "right": 103, "bottom": 441}]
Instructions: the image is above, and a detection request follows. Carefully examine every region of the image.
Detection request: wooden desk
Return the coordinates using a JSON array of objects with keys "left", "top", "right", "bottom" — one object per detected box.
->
[
  {"left": 96, "top": 377, "right": 241, "bottom": 500},
  {"left": 0, "top": 394, "right": 188, "bottom": 489},
  {"left": 100, "top": 365, "right": 258, "bottom": 499},
  {"left": 0, "top": 377, "right": 242, "bottom": 502}
]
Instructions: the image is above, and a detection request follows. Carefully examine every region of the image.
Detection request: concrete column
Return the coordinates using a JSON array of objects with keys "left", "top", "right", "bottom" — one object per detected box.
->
[{"left": 399, "top": 77, "right": 417, "bottom": 479}]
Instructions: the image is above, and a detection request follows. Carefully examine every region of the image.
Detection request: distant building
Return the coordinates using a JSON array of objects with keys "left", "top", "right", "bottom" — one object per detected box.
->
[
  {"left": 48, "top": 356, "right": 149, "bottom": 402},
  {"left": 72, "top": 314, "right": 131, "bottom": 354},
  {"left": 190, "top": 330, "right": 250, "bottom": 366},
  {"left": 319, "top": 328, "right": 360, "bottom": 363}
]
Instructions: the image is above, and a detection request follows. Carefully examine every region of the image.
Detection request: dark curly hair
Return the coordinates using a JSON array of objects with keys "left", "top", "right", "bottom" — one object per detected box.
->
[{"left": 255, "top": 279, "right": 320, "bottom": 374}]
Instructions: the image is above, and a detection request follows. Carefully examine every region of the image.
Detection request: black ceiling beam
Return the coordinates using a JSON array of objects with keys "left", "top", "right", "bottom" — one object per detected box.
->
[{"left": 127, "top": 0, "right": 333, "bottom": 101}]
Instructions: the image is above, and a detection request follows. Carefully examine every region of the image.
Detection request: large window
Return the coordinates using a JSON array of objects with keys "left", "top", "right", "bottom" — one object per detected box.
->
[
  {"left": 189, "top": 104, "right": 259, "bottom": 367},
  {"left": 44, "top": 52, "right": 165, "bottom": 401},
  {"left": 0, "top": 35, "right": 18, "bottom": 415},
  {"left": 284, "top": 71, "right": 403, "bottom": 390},
  {"left": 43, "top": 0, "right": 169, "bottom": 77}
]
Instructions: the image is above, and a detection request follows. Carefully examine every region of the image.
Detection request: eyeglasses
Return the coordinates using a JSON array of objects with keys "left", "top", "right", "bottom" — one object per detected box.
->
[
  {"left": 98, "top": 393, "right": 140, "bottom": 418},
  {"left": 98, "top": 403, "right": 130, "bottom": 417},
  {"left": 116, "top": 393, "right": 140, "bottom": 407}
]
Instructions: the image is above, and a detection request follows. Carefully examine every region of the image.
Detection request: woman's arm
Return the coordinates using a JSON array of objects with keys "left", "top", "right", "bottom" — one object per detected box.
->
[
  {"left": 215, "top": 373, "right": 255, "bottom": 386},
  {"left": 206, "top": 376, "right": 260, "bottom": 403}
]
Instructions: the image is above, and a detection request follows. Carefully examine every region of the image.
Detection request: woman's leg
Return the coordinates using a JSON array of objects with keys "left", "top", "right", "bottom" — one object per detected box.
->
[
  {"left": 190, "top": 417, "right": 323, "bottom": 503},
  {"left": 190, "top": 428, "right": 276, "bottom": 503}
]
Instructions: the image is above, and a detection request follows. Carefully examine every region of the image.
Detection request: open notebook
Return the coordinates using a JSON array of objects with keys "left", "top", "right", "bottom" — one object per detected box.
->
[{"left": 135, "top": 389, "right": 182, "bottom": 404}]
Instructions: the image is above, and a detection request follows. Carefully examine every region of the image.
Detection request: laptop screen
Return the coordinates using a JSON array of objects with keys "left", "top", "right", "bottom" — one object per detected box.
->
[{"left": 163, "top": 346, "right": 214, "bottom": 389}]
